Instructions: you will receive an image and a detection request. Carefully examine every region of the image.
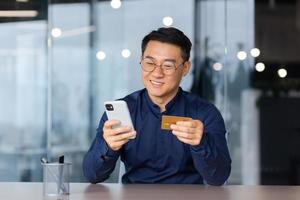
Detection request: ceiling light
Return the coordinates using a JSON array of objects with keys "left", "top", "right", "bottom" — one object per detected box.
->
[
  {"left": 121, "top": 49, "right": 131, "bottom": 58},
  {"left": 162, "top": 16, "right": 173, "bottom": 27},
  {"left": 111, "top": 0, "right": 121, "bottom": 9},
  {"left": 59, "top": 26, "right": 96, "bottom": 38},
  {"left": 51, "top": 28, "right": 62, "bottom": 38},
  {"left": 237, "top": 51, "right": 247, "bottom": 60},
  {"left": 0, "top": 10, "right": 38, "bottom": 17},
  {"left": 255, "top": 62, "right": 265, "bottom": 72},
  {"left": 250, "top": 48, "right": 260, "bottom": 57},
  {"left": 278, "top": 68, "right": 287, "bottom": 78},
  {"left": 212, "top": 62, "right": 223, "bottom": 71},
  {"left": 96, "top": 51, "right": 106, "bottom": 60}
]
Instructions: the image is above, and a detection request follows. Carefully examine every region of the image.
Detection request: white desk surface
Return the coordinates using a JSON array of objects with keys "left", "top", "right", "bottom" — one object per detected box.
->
[{"left": 1, "top": 182, "right": 300, "bottom": 200}]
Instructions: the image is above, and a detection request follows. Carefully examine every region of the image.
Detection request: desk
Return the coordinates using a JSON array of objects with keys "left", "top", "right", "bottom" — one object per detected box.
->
[{"left": 1, "top": 182, "right": 300, "bottom": 200}]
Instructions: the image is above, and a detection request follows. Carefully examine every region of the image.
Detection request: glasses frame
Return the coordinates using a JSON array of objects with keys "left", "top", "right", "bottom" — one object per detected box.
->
[{"left": 140, "top": 58, "right": 185, "bottom": 75}]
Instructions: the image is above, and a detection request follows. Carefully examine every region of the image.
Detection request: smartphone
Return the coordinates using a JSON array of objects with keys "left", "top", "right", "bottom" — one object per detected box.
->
[{"left": 104, "top": 100, "right": 135, "bottom": 139}]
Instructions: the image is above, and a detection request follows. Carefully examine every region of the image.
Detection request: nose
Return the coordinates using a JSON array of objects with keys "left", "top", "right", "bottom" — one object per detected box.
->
[{"left": 151, "top": 65, "right": 164, "bottom": 77}]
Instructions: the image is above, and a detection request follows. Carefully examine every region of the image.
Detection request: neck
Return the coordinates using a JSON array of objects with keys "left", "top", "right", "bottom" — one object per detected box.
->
[{"left": 148, "top": 88, "right": 179, "bottom": 112}]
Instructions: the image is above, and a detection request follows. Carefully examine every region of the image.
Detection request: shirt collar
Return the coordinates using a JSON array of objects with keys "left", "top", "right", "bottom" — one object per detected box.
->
[{"left": 144, "top": 87, "right": 183, "bottom": 117}]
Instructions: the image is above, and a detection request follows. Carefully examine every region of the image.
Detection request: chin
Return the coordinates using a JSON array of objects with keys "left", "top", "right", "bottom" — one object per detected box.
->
[{"left": 147, "top": 88, "right": 165, "bottom": 97}]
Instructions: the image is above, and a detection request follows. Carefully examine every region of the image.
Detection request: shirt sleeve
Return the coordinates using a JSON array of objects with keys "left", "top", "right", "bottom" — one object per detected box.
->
[
  {"left": 190, "top": 105, "right": 232, "bottom": 186},
  {"left": 82, "top": 113, "right": 120, "bottom": 183}
]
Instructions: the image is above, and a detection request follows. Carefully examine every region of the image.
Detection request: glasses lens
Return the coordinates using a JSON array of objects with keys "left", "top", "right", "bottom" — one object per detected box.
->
[
  {"left": 141, "top": 59, "right": 155, "bottom": 72},
  {"left": 162, "top": 62, "right": 176, "bottom": 75},
  {"left": 141, "top": 58, "right": 178, "bottom": 75}
]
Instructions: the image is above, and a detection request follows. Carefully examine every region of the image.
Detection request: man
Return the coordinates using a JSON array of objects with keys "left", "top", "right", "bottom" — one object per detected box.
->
[{"left": 83, "top": 27, "right": 231, "bottom": 185}]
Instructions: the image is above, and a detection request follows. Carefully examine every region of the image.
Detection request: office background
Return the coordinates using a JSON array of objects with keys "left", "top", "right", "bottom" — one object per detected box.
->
[{"left": 0, "top": 0, "right": 299, "bottom": 185}]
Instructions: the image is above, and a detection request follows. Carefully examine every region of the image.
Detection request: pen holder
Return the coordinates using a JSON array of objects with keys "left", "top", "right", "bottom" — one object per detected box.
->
[{"left": 42, "top": 162, "right": 71, "bottom": 197}]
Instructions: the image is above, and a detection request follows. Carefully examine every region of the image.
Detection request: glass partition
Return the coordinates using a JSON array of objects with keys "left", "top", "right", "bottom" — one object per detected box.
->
[
  {"left": 194, "top": 0, "right": 256, "bottom": 184},
  {"left": 0, "top": 2, "right": 48, "bottom": 181},
  {"left": 48, "top": 1, "right": 92, "bottom": 182}
]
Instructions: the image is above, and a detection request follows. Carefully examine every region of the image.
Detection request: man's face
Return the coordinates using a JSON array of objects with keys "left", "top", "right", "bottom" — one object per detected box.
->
[{"left": 141, "top": 40, "right": 191, "bottom": 102}]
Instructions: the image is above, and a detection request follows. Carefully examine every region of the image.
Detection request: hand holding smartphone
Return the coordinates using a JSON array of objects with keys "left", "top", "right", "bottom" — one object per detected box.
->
[{"left": 104, "top": 100, "right": 136, "bottom": 139}]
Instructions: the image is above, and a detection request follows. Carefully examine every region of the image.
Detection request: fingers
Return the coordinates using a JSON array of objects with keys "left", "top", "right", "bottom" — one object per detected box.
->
[
  {"left": 103, "top": 119, "right": 136, "bottom": 151},
  {"left": 170, "top": 119, "right": 203, "bottom": 146},
  {"left": 170, "top": 124, "right": 196, "bottom": 134},
  {"left": 170, "top": 120, "right": 203, "bottom": 133},
  {"left": 176, "top": 136, "right": 200, "bottom": 146},
  {"left": 103, "top": 119, "right": 120, "bottom": 130},
  {"left": 108, "top": 126, "right": 133, "bottom": 136},
  {"left": 103, "top": 120, "right": 133, "bottom": 136},
  {"left": 172, "top": 130, "right": 194, "bottom": 139},
  {"left": 173, "top": 131, "right": 201, "bottom": 146},
  {"left": 175, "top": 120, "right": 200, "bottom": 128},
  {"left": 104, "top": 131, "right": 136, "bottom": 151},
  {"left": 109, "top": 139, "right": 129, "bottom": 151},
  {"left": 112, "top": 131, "right": 136, "bottom": 142}
]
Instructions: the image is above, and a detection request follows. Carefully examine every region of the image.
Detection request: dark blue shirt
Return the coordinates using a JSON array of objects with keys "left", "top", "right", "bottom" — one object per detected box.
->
[{"left": 83, "top": 88, "right": 231, "bottom": 185}]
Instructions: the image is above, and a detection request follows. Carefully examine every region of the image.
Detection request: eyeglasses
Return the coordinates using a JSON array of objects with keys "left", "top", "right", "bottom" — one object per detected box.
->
[{"left": 140, "top": 58, "right": 184, "bottom": 75}]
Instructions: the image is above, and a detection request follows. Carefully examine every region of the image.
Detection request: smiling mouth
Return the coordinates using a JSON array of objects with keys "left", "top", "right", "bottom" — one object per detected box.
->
[{"left": 150, "top": 80, "right": 164, "bottom": 87}]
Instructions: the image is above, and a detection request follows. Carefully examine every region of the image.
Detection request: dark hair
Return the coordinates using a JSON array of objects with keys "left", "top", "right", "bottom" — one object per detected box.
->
[{"left": 141, "top": 27, "right": 192, "bottom": 61}]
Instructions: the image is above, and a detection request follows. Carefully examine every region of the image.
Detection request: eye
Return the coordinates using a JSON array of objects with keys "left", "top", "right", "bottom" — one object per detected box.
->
[
  {"left": 143, "top": 58, "right": 155, "bottom": 65},
  {"left": 146, "top": 62, "right": 155, "bottom": 65},
  {"left": 162, "top": 63, "right": 175, "bottom": 69}
]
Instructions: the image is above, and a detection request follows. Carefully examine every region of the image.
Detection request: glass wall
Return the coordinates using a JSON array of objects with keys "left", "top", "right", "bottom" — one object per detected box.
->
[
  {"left": 49, "top": 1, "right": 92, "bottom": 182},
  {"left": 195, "top": 0, "right": 255, "bottom": 184},
  {"left": 0, "top": 2, "right": 47, "bottom": 181}
]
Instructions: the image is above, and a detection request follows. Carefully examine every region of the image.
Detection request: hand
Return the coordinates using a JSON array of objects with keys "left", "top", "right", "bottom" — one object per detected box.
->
[
  {"left": 170, "top": 119, "right": 204, "bottom": 146},
  {"left": 103, "top": 119, "right": 136, "bottom": 151}
]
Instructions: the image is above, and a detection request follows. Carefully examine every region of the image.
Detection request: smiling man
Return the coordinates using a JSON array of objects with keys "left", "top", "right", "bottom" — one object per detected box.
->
[{"left": 83, "top": 27, "right": 231, "bottom": 185}]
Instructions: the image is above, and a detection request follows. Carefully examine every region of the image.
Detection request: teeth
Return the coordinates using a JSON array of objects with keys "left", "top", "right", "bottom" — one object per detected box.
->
[{"left": 151, "top": 80, "right": 163, "bottom": 85}]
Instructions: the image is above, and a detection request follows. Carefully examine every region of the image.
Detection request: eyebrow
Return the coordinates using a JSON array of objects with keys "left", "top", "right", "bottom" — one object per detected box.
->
[{"left": 144, "top": 56, "right": 176, "bottom": 63}]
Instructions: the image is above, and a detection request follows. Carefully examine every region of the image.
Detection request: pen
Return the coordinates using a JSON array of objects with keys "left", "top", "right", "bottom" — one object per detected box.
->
[{"left": 58, "top": 155, "right": 64, "bottom": 194}]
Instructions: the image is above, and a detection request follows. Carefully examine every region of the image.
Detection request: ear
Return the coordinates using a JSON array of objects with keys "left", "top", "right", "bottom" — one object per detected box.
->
[{"left": 182, "top": 61, "right": 191, "bottom": 77}]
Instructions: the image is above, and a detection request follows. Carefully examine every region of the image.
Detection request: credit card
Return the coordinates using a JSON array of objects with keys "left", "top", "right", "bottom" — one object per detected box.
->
[{"left": 161, "top": 115, "right": 192, "bottom": 130}]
